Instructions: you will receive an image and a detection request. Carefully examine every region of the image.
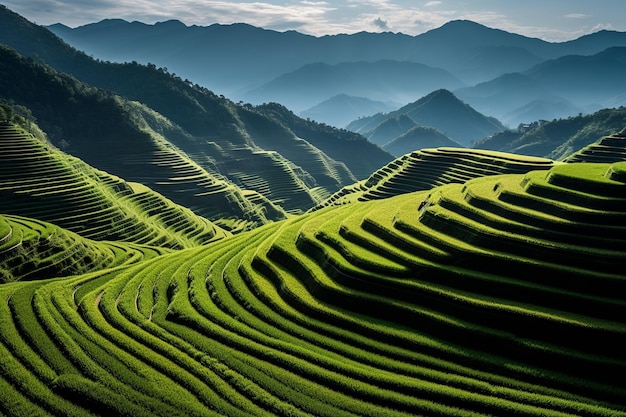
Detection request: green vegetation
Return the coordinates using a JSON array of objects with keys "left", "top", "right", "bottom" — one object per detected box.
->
[
  {"left": 474, "top": 107, "right": 626, "bottom": 159},
  {"left": 0, "top": 122, "right": 229, "bottom": 247},
  {"left": 0, "top": 157, "right": 624, "bottom": 416},
  {"left": 0, "top": 6, "right": 392, "bottom": 219},
  {"left": 563, "top": 131, "right": 626, "bottom": 163},
  {"left": 0, "top": 7, "right": 625, "bottom": 415},
  {"left": 347, "top": 89, "right": 505, "bottom": 147},
  {"left": 0, "top": 213, "right": 166, "bottom": 282},
  {"left": 314, "top": 147, "right": 555, "bottom": 209}
]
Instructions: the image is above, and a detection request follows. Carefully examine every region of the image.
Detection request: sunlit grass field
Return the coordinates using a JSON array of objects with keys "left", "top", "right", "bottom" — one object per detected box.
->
[{"left": 1, "top": 153, "right": 624, "bottom": 416}]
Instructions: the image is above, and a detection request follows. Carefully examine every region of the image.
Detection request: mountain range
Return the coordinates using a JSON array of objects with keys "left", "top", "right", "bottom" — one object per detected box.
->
[
  {"left": 0, "top": 5, "right": 393, "bottom": 229},
  {"left": 48, "top": 16, "right": 626, "bottom": 127}
]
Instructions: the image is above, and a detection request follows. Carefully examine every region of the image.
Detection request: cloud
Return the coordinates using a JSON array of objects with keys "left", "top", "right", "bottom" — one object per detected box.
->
[
  {"left": 591, "top": 22, "right": 614, "bottom": 32},
  {"left": 372, "top": 17, "right": 389, "bottom": 30},
  {"left": 565, "top": 13, "right": 590, "bottom": 19},
  {"left": 4, "top": 0, "right": 625, "bottom": 40}
]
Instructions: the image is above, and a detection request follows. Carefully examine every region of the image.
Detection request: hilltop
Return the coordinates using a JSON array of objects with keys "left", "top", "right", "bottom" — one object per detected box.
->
[
  {"left": 300, "top": 94, "right": 397, "bottom": 128},
  {"left": 456, "top": 47, "right": 626, "bottom": 125},
  {"left": 347, "top": 89, "right": 505, "bottom": 147},
  {"left": 245, "top": 60, "right": 464, "bottom": 112},
  {"left": 313, "top": 147, "right": 555, "bottom": 209},
  {"left": 383, "top": 126, "right": 462, "bottom": 157}
]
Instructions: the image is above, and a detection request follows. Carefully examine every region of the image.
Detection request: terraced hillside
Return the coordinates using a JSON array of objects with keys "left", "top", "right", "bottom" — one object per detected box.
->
[
  {"left": 315, "top": 147, "right": 555, "bottom": 209},
  {"left": 0, "top": 214, "right": 168, "bottom": 283},
  {"left": 563, "top": 131, "right": 626, "bottom": 163},
  {"left": 0, "top": 45, "right": 336, "bottom": 226},
  {"left": 0, "top": 161, "right": 624, "bottom": 416},
  {"left": 0, "top": 9, "right": 394, "bottom": 219},
  {"left": 0, "top": 122, "right": 229, "bottom": 247}
]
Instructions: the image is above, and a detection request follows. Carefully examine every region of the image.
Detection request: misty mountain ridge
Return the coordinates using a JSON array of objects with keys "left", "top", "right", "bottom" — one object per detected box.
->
[
  {"left": 383, "top": 126, "right": 461, "bottom": 157},
  {"left": 348, "top": 89, "right": 505, "bottom": 147},
  {"left": 244, "top": 60, "right": 464, "bottom": 112},
  {"left": 300, "top": 94, "right": 397, "bottom": 128},
  {"left": 47, "top": 16, "right": 626, "bottom": 129},
  {"left": 473, "top": 107, "right": 626, "bottom": 159}
]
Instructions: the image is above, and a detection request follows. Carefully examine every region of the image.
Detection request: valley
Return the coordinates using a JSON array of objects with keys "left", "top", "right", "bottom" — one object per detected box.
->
[{"left": 0, "top": 3, "right": 625, "bottom": 416}]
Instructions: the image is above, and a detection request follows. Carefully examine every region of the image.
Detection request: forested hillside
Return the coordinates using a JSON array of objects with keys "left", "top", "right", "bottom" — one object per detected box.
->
[
  {"left": 474, "top": 107, "right": 626, "bottom": 159},
  {"left": 0, "top": 5, "right": 393, "bottom": 221}
]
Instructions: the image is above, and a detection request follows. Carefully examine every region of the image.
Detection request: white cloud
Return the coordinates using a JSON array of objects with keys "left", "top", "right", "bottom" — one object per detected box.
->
[
  {"left": 424, "top": 1, "right": 442, "bottom": 7},
  {"left": 565, "top": 13, "right": 590, "bottom": 19}
]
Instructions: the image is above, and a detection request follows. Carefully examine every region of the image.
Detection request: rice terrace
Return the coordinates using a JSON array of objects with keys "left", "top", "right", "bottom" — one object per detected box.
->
[{"left": 1, "top": 2, "right": 626, "bottom": 417}]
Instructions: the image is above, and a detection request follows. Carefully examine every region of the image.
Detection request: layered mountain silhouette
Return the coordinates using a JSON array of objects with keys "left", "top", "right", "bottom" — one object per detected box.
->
[
  {"left": 347, "top": 89, "right": 505, "bottom": 147},
  {"left": 48, "top": 17, "right": 626, "bottom": 91},
  {"left": 300, "top": 94, "right": 397, "bottom": 128},
  {"left": 457, "top": 47, "right": 626, "bottom": 125},
  {"left": 47, "top": 15, "right": 626, "bottom": 127},
  {"left": 244, "top": 60, "right": 464, "bottom": 112}
]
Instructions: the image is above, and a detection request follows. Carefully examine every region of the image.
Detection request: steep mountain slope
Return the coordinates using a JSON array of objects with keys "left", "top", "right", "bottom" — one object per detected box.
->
[
  {"left": 366, "top": 115, "right": 418, "bottom": 146},
  {"left": 300, "top": 94, "right": 396, "bottom": 128},
  {"left": 383, "top": 126, "right": 462, "bottom": 157},
  {"left": 314, "top": 147, "right": 554, "bottom": 209},
  {"left": 0, "top": 160, "right": 624, "bottom": 416},
  {"left": 500, "top": 97, "right": 581, "bottom": 127},
  {"left": 474, "top": 107, "right": 626, "bottom": 159},
  {"left": 348, "top": 89, "right": 505, "bottom": 147},
  {"left": 253, "top": 103, "right": 394, "bottom": 180},
  {"left": 0, "top": 47, "right": 284, "bottom": 229},
  {"left": 244, "top": 60, "right": 464, "bottom": 112},
  {"left": 0, "top": 6, "right": 384, "bottom": 217},
  {"left": 524, "top": 47, "right": 626, "bottom": 106},
  {"left": 454, "top": 73, "right": 581, "bottom": 126},
  {"left": 0, "top": 122, "right": 229, "bottom": 246}
]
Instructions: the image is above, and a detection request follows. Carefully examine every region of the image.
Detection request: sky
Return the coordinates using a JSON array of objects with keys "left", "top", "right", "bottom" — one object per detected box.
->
[{"left": 5, "top": 0, "right": 626, "bottom": 42}]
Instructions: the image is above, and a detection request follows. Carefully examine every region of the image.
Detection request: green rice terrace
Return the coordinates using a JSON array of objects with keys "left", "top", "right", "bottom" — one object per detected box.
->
[
  {"left": 0, "top": 123, "right": 229, "bottom": 247},
  {"left": 314, "top": 147, "right": 556, "bottom": 209},
  {"left": 0, "top": 125, "right": 625, "bottom": 416}
]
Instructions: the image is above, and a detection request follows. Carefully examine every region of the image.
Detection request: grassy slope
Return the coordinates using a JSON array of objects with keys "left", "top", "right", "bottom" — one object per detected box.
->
[
  {"left": 0, "top": 160, "right": 624, "bottom": 416},
  {"left": 0, "top": 122, "right": 230, "bottom": 247},
  {"left": 314, "top": 147, "right": 555, "bottom": 209},
  {"left": 563, "top": 131, "right": 626, "bottom": 163},
  {"left": 0, "top": 214, "right": 168, "bottom": 283}
]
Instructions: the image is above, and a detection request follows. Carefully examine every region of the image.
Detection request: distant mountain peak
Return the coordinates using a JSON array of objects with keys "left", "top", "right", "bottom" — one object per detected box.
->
[
  {"left": 407, "top": 89, "right": 466, "bottom": 108},
  {"left": 439, "top": 19, "right": 490, "bottom": 29},
  {"left": 154, "top": 19, "right": 187, "bottom": 28}
]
